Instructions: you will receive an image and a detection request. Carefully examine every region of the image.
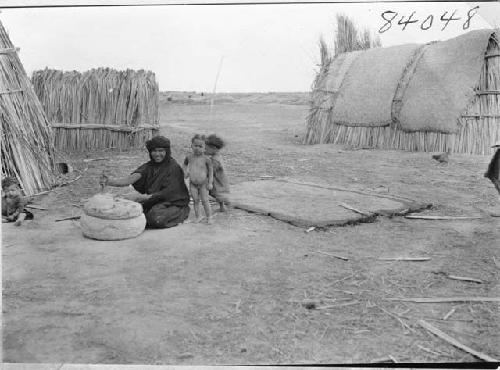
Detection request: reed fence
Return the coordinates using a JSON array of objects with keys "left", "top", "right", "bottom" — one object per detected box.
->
[{"left": 32, "top": 68, "right": 160, "bottom": 151}]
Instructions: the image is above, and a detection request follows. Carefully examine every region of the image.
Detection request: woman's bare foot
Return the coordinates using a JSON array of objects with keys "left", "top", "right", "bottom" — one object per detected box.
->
[{"left": 207, "top": 217, "right": 214, "bottom": 224}]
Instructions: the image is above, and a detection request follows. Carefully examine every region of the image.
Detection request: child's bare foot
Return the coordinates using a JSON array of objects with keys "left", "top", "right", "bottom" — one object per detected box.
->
[
  {"left": 14, "top": 213, "right": 26, "bottom": 226},
  {"left": 213, "top": 203, "right": 227, "bottom": 213},
  {"left": 207, "top": 217, "right": 214, "bottom": 224},
  {"left": 195, "top": 216, "right": 204, "bottom": 223}
]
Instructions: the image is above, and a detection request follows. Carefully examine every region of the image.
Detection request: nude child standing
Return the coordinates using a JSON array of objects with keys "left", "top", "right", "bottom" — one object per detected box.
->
[{"left": 183, "top": 134, "right": 214, "bottom": 223}]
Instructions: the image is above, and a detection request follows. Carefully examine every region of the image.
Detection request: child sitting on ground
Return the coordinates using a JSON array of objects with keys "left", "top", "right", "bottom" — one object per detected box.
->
[
  {"left": 2, "top": 177, "right": 33, "bottom": 226},
  {"left": 183, "top": 134, "right": 214, "bottom": 223},
  {"left": 205, "top": 134, "right": 230, "bottom": 212}
]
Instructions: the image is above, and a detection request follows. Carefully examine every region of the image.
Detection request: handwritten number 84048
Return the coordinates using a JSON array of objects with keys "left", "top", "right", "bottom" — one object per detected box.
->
[{"left": 379, "top": 6, "right": 479, "bottom": 33}]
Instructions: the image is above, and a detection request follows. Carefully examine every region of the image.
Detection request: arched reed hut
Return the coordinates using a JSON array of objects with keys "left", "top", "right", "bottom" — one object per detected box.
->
[
  {"left": 0, "top": 20, "right": 56, "bottom": 195},
  {"left": 32, "top": 67, "right": 160, "bottom": 151},
  {"left": 305, "top": 29, "right": 500, "bottom": 155}
]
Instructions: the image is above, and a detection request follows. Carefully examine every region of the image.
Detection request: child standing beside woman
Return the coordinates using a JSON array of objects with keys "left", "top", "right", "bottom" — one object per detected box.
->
[
  {"left": 183, "top": 133, "right": 230, "bottom": 223},
  {"left": 183, "top": 134, "right": 214, "bottom": 223},
  {"left": 205, "top": 134, "right": 230, "bottom": 212}
]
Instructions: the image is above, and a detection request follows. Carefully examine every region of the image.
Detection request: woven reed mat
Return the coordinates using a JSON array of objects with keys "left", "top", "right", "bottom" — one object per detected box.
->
[{"left": 229, "top": 179, "right": 425, "bottom": 227}]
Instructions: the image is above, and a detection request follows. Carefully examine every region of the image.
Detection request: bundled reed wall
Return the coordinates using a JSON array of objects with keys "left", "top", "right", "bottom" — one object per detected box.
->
[
  {"left": 32, "top": 67, "right": 160, "bottom": 151},
  {"left": 0, "top": 21, "right": 56, "bottom": 194},
  {"left": 305, "top": 30, "right": 500, "bottom": 155}
]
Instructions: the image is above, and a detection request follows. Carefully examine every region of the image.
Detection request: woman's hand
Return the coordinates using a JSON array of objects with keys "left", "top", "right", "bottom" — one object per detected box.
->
[
  {"left": 103, "top": 173, "right": 141, "bottom": 188},
  {"left": 123, "top": 193, "right": 152, "bottom": 202},
  {"left": 121, "top": 193, "right": 139, "bottom": 201},
  {"left": 122, "top": 193, "right": 151, "bottom": 202},
  {"left": 207, "top": 182, "right": 213, "bottom": 191},
  {"left": 135, "top": 193, "right": 152, "bottom": 203}
]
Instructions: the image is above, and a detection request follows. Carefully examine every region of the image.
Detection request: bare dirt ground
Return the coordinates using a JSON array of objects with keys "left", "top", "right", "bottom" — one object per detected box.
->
[{"left": 2, "top": 96, "right": 500, "bottom": 365}]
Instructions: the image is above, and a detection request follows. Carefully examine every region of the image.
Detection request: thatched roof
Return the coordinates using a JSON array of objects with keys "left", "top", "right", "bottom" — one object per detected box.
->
[
  {"left": 314, "top": 29, "right": 498, "bottom": 134},
  {"left": 0, "top": 20, "right": 56, "bottom": 194},
  {"left": 315, "top": 51, "right": 363, "bottom": 109},
  {"left": 400, "top": 30, "right": 495, "bottom": 133},
  {"left": 332, "top": 43, "right": 420, "bottom": 126}
]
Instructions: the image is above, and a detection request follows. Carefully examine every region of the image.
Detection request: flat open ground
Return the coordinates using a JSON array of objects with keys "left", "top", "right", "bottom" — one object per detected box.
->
[{"left": 2, "top": 95, "right": 500, "bottom": 365}]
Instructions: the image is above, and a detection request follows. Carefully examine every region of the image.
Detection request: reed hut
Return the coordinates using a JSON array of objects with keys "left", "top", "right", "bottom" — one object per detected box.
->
[
  {"left": 0, "top": 20, "right": 56, "bottom": 195},
  {"left": 305, "top": 29, "right": 500, "bottom": 155},
  {"left": 32, "top": 67, "right": 160, "bottom": 151}
]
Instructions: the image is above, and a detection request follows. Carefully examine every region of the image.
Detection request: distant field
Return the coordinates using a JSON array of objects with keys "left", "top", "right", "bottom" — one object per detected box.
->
[{"left": 160, "top": 91, "right": 310, "bottom": 106}]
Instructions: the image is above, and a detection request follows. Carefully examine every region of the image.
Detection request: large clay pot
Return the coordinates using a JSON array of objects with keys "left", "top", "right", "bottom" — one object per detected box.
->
[
  {"left": 81, "top": 193, "right": 146, "bottom": 241},
  {"left": 80, "top": 213, "right": 146, "bottom": 241}
]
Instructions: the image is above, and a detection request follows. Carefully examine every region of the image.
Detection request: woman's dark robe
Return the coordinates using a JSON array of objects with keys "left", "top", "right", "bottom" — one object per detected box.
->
[{"left": 132, "top": 157, "right": 190, "bottom": 228}]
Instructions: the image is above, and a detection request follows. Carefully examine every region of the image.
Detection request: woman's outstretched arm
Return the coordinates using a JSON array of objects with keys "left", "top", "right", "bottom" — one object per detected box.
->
[{"left": 100, "top": 173, "right": 142, "bottom": 187}]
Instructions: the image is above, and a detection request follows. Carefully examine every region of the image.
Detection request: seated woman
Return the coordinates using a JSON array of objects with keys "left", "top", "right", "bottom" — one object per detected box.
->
[{"left": 100, "top": 136, "right": 190, "bottom": 228}]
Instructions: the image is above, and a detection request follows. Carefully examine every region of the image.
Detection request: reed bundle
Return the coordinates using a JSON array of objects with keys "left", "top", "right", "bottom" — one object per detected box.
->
[
  {"left": 306, "top": 30, "right": 500, "bottom": 155},
  {"left": 0, "top": 21, "right": 56, "bottom": 195},
  {"left": 334, "top": 15, "right": 381, "bottom": 56},
  {"left": 305, "top": 118, "right": 499, "bottom": 155},
  {"left": 31, "top": 67, "right": 159, "bottom": 151}
]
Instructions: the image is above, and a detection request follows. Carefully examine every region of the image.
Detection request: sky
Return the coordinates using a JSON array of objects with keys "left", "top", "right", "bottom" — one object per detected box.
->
[{"left": 0, "top": 1, "right": 499, "bottom": 92}]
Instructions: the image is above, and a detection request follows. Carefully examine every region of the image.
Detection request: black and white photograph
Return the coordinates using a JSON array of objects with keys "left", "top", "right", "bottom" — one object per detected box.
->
[{"left": 1, "top": 0, "right": 499, "bottom": 367}]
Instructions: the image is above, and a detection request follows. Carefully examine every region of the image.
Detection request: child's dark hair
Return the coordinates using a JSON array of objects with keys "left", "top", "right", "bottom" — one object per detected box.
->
[
  {"left": 2, "top": 176, "right": 19, "bottom": 190},
  {"left": 191, "top": 134, "right": 206, "bottom": 143},
  {"left": 205, "top": 134, "right": 225, "bottom": 149}
]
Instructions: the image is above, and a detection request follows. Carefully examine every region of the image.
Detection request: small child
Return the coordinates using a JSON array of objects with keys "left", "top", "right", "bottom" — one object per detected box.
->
[
  {"left": 205, "top": 134, "right": 230, "bottom": 212},
  {"left": 183, "top": 134, "right": 214, "bottom": 223},
  {"left": 2, "top": 177, "right": 33, "bottom": 226}
]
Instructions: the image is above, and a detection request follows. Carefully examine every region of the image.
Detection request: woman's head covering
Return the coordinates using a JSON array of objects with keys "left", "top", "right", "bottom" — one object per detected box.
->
[
  {"left": 145, "top": 136, "right": 171, "bottom": 163},
  {"left": 146, "top": 136, "right": 171, "bottom": 155}
]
